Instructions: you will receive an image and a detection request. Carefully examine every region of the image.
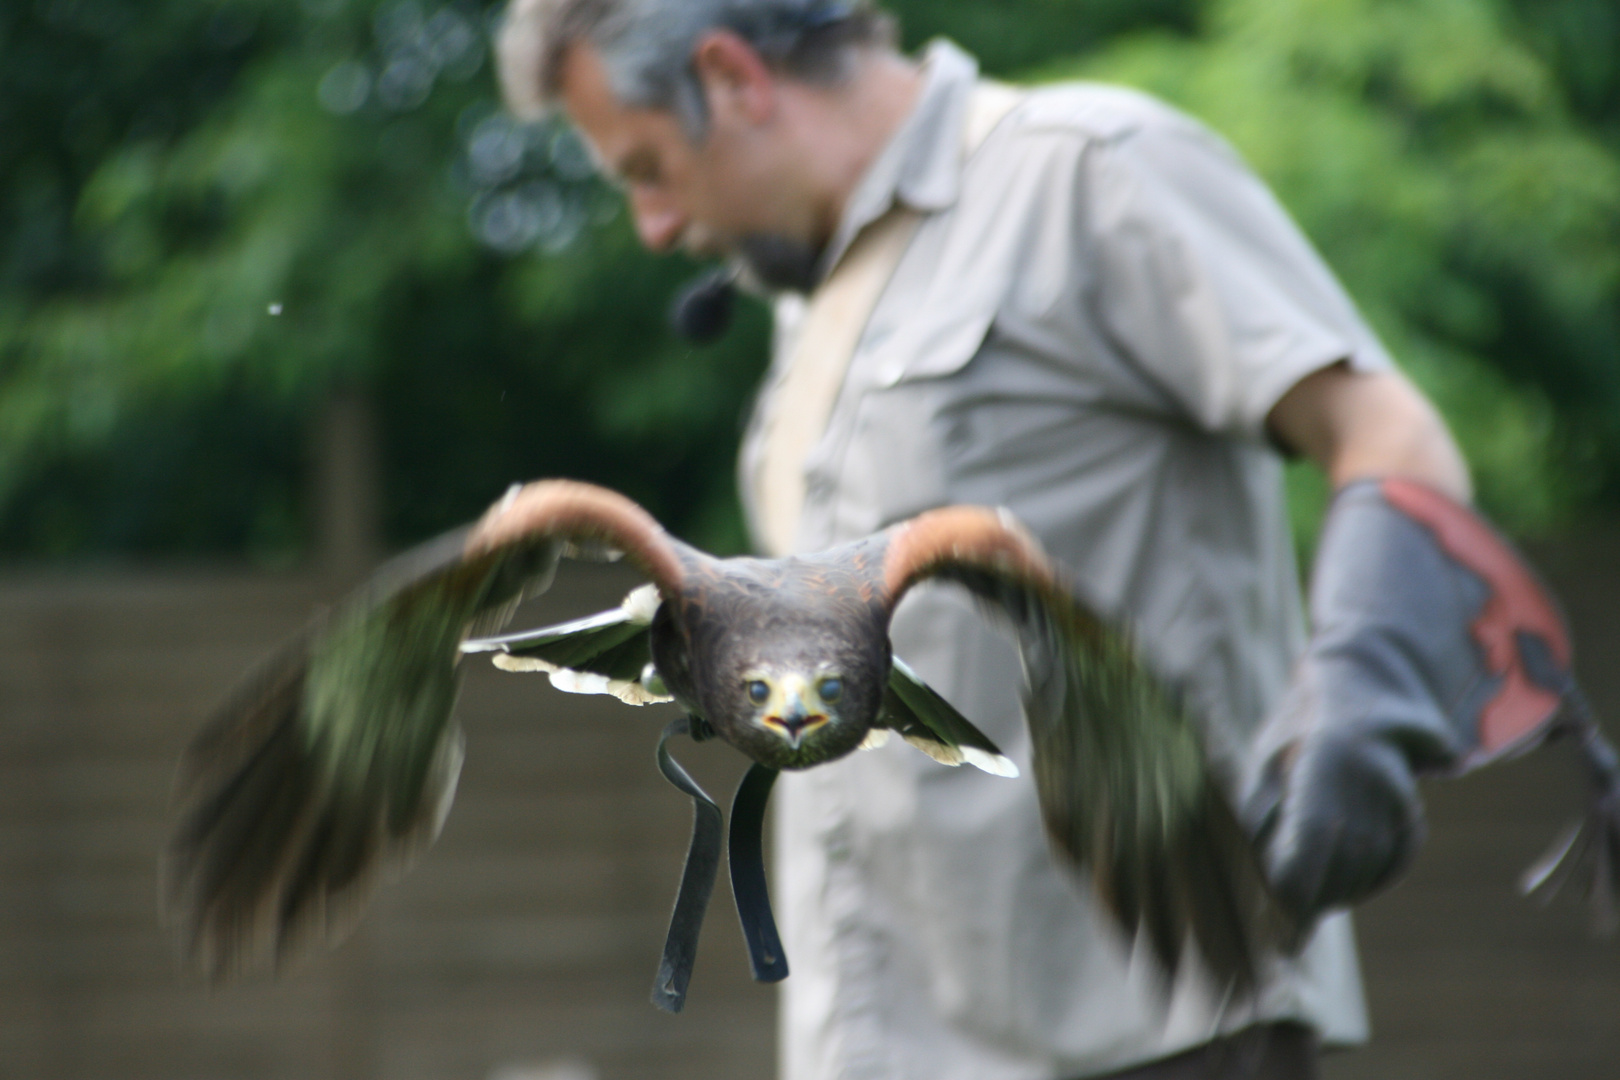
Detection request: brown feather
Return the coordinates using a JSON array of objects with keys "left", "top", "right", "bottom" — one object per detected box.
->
[
  {"left": 874, "top": 505, "right": 1287, "bottom": 992},
  {"left": 167, "top": 480, "right": 688, "bottom": 980},
  {"left": 466, "top": 480, "right": 688, "bottom": 596}
]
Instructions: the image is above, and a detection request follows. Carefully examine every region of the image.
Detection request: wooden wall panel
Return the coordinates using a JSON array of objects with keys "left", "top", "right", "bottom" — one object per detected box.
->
[
  {"left": 1325, "top": 527, "right": 1620, "bottom": 1079},
  {"left": 0, "top": 565, "right": 774, "bottom": 1080},
  {"left": 2, "top": 533, "right": 1617, "bottom": 1080}
]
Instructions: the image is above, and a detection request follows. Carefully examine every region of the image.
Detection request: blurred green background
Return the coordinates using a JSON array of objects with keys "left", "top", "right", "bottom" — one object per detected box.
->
[
  {"left": 2, "top": 0, "right": 1617, "bottom": 565},
  {"left": 4, "top": 7, "right": 1619, "bottom": 1079}
]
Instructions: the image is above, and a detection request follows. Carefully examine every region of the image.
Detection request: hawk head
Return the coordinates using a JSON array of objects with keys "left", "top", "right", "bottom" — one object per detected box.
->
[{"left": 689, "top": 584, "right": 889, "bottom": 771}]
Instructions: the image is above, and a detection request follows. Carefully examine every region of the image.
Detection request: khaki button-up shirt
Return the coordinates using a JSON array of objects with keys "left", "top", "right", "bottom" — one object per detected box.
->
[{"left": 742, "top": 41, "right": 1385, "bottom": 1080}]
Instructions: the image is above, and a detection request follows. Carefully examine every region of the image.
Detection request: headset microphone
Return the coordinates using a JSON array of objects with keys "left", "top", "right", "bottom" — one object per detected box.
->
[{"left": 669, "top": 266, "right": 740, "bottom": 343}]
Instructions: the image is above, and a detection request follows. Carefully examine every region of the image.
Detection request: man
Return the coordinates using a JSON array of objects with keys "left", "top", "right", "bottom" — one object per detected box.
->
[{"left": 496, "top": 2, "right": 1473, "bottom": 1077}]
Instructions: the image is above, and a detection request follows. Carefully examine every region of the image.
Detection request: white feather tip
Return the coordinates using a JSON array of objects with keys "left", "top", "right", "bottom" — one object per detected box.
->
[
  {"left": 858, "top": 729, "right": 892, "bottom": 751},
  {"left": 620, "top": 583, "right": 662, "bottom": 624},
  {"left": 962, "top": 746, "right": 1020, "bottom": 778},
  {"left": 489, "top": 653, "right": 672, "bottom": 706}
]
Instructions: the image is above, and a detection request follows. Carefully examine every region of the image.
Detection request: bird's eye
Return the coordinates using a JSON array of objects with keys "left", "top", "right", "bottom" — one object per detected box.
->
[
  {"left": 817, "top": 677, "right": 844, "bottom": 704},
  {"left": 747, "top": 680, "right": 770, "bottom": 705}
]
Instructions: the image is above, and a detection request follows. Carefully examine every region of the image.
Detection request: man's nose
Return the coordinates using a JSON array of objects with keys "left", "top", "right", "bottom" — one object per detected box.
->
[{"left": 629, "top": 190, "right": 686, "bottom": 252}]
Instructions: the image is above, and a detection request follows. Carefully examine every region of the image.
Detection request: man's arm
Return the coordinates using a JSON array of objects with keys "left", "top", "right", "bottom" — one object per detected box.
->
[
  {"left": 1246, "top": 362, "right": 1596, "bottom": 937},
  {"left": 1266, "top": 361, "right": 1471, "bottom": 502}
]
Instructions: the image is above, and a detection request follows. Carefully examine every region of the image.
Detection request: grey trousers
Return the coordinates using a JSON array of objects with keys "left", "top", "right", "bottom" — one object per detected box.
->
[{"left": 1080, "top": 1022, "right": 1319, "bottom": 1080}]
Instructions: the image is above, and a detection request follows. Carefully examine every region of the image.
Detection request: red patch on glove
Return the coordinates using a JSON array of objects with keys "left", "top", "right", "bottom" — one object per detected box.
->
[{"left": 1382, "top": 478, "right": 1569, "bottom": 765}]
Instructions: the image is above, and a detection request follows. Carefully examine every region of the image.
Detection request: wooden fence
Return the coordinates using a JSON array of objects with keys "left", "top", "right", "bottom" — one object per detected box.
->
[{"left": 1, "top": 532, "right": 1616, "bottom": 1079}]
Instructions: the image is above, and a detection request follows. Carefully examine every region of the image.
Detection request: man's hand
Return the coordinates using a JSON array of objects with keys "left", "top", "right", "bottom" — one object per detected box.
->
[
  {"left": 1240, "top": 475, "right": 1586, "bottom": 938},
  {"left": 1249, "top": 719, "right": 1427, "bottom": 931},
  {"left": 1247, "top": 364, "right": 1528, "bottom": 937}
]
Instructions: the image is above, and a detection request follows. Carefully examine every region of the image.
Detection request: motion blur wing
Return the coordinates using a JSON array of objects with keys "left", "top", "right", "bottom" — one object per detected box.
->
[
  {"left": 166, "top": 481, "right": 687, "bottom": 978},
  {"left": 877, "top": 506, "right": 1292, "bottom": 992}
]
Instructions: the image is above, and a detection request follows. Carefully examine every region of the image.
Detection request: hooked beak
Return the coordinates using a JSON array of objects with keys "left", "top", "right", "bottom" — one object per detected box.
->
[{"left": 760, "top": 680, "right": 828, "bottom": 749}]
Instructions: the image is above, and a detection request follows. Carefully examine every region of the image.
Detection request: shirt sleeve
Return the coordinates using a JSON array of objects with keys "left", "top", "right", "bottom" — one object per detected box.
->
[{"left": 1083, "top": 113, "right": 1394, "bottom": 439}]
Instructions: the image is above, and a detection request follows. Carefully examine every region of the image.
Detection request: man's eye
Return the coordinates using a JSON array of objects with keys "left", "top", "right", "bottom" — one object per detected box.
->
[
  {"left": 818, "top": 677, "right": 844, "bottom": 704},
  {"left": 748, "top": 680, "right": 771, "bottom": 705}
]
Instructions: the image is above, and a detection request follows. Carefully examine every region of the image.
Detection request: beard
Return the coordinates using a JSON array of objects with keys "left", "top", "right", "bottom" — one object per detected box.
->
[{"left": 734, "top": 233, "right": 824, "bottom": 295}]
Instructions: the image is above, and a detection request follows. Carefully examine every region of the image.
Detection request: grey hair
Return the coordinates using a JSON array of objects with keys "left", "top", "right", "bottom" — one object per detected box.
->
[{"left": 498, "top": 0, "right": 896, "bottom": 138}]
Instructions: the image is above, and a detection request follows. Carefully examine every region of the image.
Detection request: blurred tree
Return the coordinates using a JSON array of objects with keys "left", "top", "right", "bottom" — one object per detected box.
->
[
  {"left": 0, "top": 1, "right": 767, "bottom": 561},
  {"left": 1510, "top": 0, "right": 1620, "bottom": 140},
  {"left": 886, "top": 0, "right": 1195, "bottom": 72},
  {"left": 0, "top": 0, "right": 1616, "bottom": 565},
  {"left": 1054, "top": 0, "right": 1620, "bottom": 542},
  {"left": 0, "top": 0, "right": 1194, "bottom": 562}
]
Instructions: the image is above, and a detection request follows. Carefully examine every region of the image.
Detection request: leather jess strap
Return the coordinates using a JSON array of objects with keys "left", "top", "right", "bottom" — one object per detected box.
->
[
  {"left": 651, "top": 715, "right": 783, "bottom": 1013},
  {"left": 730, "top": 762, "right": 787, "bottom": 983},
  {"left": 651, "top": 717, "right": 725, "bottom": 1013}
]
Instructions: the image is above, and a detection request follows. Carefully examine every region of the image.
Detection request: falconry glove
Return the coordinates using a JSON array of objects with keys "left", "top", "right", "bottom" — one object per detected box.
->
[{"left": 1244, "top": 477, "right": 1620, "bottom": 941}]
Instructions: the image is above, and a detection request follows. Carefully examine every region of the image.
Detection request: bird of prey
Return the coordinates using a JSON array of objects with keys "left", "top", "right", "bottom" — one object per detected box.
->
[{"left": 166, "top": 478, "right": 1616, "bottom": 1012}]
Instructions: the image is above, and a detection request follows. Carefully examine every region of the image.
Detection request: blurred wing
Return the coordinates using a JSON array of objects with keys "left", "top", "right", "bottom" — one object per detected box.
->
[
  {"left": 879, "top": 506, "right": 1289, "bottom": 991},
  {"left": 876, "top": 656, "right": 1019, "bottom": 777},
  {"left": 461, "top": 583, "right": 673, "bottom": 706},
  {"left": 166, "top": 480, "right": 686, "bottom": 979}
]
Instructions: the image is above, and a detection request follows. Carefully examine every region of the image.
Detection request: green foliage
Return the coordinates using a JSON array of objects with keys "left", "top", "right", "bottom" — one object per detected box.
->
[
  {"left": 886, "top": 0, "right": 1195, "bottom": 74},
  {"left": 1, "top": 0, "right": 1210, "bottom": 563},
  {"left": 1053, "top": 0, "right": 1620, "bottom": 543},
  {"left": 0, "top": 0, "right": 1616, "bottom": 565},
  {"left": 0, "top": 0, "right": 777, "bottom": 559},
  {"left": 1508, "top": 0, "right": 1620, "bottom": 138}
]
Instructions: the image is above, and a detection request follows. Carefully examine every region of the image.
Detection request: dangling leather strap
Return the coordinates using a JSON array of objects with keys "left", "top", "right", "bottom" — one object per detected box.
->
[
  {"left": 1518, "top": 684, "right": 1620, "bottom": 932},
  {"left": 729, "top": 763, "right": 787, "bottom": 982},
  {"left": 651, "top": 716, "right": 723, "bottom": 1013},
  {"left": 651, "top": 724, "right": 789, "bottom": 1010}
]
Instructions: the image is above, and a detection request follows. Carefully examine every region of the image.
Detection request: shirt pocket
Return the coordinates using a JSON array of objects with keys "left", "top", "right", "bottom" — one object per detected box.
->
[
  {"left": 801, "top": 309, "right": 998, "bottom": 544},
  {"left": 865, "top": 307, "right": 997, "bottom": 389}
]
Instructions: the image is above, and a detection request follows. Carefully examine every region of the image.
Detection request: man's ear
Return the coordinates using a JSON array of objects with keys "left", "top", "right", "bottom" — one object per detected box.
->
[{"left": 691, "top": 30, "right": 777, "bottom": 125}]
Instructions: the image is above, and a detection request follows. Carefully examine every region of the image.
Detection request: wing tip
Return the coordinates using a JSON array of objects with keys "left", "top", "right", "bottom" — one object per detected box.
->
[
  {"left": 899, "top": 735, "right": 1018, "bottom": 777},
  {"left": 491, "top": 652, "right": 549, "bottom": 672},
  {"left": 621, "top": 582, "right": 663, "bottom": 624},
  {"left": 858, "top": 728, "right": 893, "bottom": 751},
  {"left": 962, "top": 746, "right": 1020, "bottom": 778},
  {"left": 491, "top": 652, "right": 673, "bottom": 705}
]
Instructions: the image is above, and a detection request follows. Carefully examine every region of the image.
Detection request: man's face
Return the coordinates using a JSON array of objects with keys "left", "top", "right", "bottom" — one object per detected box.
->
[{"left": 558, "top": 41, "right": 822, "bottom": 291}]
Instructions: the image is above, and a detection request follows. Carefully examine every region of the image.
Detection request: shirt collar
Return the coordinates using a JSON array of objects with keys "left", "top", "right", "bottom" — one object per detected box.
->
[{"left": 814, "top": 39, "right": 980, "bottom": 281}]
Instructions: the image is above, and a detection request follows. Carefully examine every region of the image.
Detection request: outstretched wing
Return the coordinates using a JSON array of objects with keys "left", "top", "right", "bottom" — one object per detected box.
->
[
  {"left": 166, "top": 480, "right": 688, "bottom": 979},
  {"left": 461, "top": 583, "right": 673, "bottom": 706},
  {"left": 870, "top": 656, "right": 1019, "bottom": 777},
  {"left": 877, "top": 506, "right": 1291, "bottom": 992}
]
